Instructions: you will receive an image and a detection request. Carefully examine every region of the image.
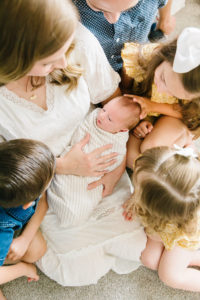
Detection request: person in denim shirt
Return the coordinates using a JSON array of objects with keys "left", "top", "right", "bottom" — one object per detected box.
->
[
  {"left": 73, "top": 0, "right": 175, "bottom": 72},
  {"left": 0, "top": 139, "right": 55, "bottom": 300}
]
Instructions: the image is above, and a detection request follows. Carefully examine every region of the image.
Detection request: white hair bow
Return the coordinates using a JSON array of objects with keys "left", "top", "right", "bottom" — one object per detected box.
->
[
  {"left": 173, "top": 27, "right": 200, "bottom": 73},
  {"left": 173, "top": 144, "right": 198, "bottom": 158}
]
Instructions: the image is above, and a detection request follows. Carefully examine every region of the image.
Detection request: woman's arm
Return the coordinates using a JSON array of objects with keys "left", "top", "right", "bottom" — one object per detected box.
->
[{"left": 101, "top": 87, "right": 122, "bottom": 105}]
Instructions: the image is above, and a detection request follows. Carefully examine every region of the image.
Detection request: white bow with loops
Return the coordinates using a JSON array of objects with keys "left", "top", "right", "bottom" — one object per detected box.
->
[
  {"left": 173, "top": 144, "right": 198, "bottom": 158},
  {"left": 173, "top": 27, "right": 200, "bottom": 73}
]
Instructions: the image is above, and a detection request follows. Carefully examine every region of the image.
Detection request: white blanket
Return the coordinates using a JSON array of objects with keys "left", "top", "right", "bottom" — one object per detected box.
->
[{"left": 48, "top": 108, "right": 129, "bottom": 227}]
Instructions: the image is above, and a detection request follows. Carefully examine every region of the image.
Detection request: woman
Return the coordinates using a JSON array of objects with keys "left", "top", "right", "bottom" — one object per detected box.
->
[{"left": 0, "top": 0, "right": 146, "bottom": 286}]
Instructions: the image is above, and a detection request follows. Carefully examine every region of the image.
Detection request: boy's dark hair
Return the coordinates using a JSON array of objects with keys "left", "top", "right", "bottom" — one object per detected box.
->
[{"left": 0, "top": 139, "right": 55, "bottom": 208}]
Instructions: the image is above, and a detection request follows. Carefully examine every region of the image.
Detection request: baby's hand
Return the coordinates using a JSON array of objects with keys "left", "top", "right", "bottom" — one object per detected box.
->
[
  {"left": 133, "top": 121, "right": 153, "bottom": 139},
  {"left": 7, "top": 236, "right": 29, "bottom": 261},
  {"left": 122, "top": 198, "right": 135, "bottom": 221}
]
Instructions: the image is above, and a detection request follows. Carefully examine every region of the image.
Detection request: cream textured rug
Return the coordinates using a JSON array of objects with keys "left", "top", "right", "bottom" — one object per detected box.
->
[{"left": 2, "top": 1, "right": 200, "bottom": 299}]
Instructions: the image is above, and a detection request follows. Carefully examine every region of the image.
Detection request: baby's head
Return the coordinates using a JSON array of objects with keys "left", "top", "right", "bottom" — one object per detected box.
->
[
  {"left": 96, "top": 96, "right": 141, "bottom": 133},
  {"left": 132, "top": 146, "right": 200, "bottom": 234},
  {"left": 0, "top": 139, "right": 55, "bottom": 208}
]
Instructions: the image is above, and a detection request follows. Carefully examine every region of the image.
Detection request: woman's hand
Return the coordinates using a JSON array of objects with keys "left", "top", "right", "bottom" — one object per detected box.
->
[
  {"left": 7, "top": 236, "right": 29, "bottom": 261},
  {"left": 87, "top": 157, "right": 126, "bottom": 197},
  {"left": 56, "top": 133, "right": 118, "bottom": 177},
  {"left": 133, "top": 121, "right": 153, "bottom": 139},
  {"left": 124, "top": 94, "right": 153, "bottom": 119}
]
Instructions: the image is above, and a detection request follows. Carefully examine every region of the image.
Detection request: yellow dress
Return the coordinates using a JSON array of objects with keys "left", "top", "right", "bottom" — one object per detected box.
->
[
  {"left": 145, "top": 217, "right": 200, "bottom": 251},
  {"left": 121, "top": 42, "right": 178, "bottom": 116}
]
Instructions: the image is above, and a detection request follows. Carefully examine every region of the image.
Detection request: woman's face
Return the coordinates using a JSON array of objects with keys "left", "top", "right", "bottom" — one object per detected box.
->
[
  {"left": 154, "top": 61, "right": 200, "bottom": 100},
  {"left": 27, "top": 34, "right": 74, "bottom": 77}
]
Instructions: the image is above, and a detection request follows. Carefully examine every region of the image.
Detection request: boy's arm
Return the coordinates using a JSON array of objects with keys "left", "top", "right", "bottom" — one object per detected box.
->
[
  {"left": 0, "top": 262, "right": 39, "bottom": 284},
  {"left": 7, "top": 193, "right": 48, "bottom": 261},
  {"left": 21, "top": 192, "right": 48, "bottom": 244}
]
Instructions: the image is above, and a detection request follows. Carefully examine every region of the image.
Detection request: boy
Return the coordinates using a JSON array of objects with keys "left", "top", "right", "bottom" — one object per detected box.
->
[
  {"left": 0, "top": 139, "right": 55, "bottom": 299},
  {"left": 48, "top": 96, "right": 141, "bottom": 227}
]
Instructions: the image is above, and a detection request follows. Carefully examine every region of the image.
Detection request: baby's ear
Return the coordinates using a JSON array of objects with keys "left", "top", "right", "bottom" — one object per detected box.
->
[{"left": 120, "top": 129, "right": 129, "bottom": 132}]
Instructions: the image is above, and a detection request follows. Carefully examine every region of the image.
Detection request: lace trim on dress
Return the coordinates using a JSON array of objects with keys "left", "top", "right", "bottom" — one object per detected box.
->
[{"left": 0, "top": 78, "right": 54, "bottom": 113}]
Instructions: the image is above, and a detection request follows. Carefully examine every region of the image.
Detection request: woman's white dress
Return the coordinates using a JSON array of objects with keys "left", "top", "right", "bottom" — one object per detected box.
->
[{"left": 0, "top": 24, "right": 146, "bottom": 286}]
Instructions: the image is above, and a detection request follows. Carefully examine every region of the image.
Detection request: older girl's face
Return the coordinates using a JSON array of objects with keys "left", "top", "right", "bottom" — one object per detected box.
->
[
  {"left": 27, "top": 34, "right": 74, "bottom": 77},
  {"left": 154, "top": 61, "right": 200, "bottom": 100}
]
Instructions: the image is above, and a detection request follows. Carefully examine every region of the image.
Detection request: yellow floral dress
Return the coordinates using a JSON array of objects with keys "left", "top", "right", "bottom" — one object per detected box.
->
[
  {"left": 121, "top": 42, "right": 178, "bottom": 116},
  {"left": 145, "top": 218, "right": 200, "bottom": 251}
]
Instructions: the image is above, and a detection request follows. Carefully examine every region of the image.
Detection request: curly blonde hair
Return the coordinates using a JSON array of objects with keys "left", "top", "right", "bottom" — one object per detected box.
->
[{"left": 130, "top": 146, "right": 200, "bottom": 235}]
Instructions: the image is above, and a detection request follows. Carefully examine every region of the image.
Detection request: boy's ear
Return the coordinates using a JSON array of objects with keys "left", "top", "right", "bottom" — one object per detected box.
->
[
  {"left": 22, "top": 202, "right": 34, "bottom": 210},
  {"left": 120, "top": 129, "right": 129, "bottom": 132}
]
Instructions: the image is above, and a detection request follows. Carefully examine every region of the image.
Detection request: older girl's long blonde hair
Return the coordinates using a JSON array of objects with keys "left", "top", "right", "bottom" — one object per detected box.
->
[
  {"left": 0, "top": 0, "right": 82, "bottom": 90},
  {"left": 131, "top": 40, "right": 200, "bottom": 133},
  {"left": 131, "top": 146, "right": 200, "bottom": 235}
]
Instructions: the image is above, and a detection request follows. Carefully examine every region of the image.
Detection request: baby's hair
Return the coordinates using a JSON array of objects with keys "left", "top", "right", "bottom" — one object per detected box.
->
[
  {"left": 0, "top": 139, "right": 55, "bottom": 208},
  {"left": 131, "top": 146, "right": 200, "bottom": 235},
  {"left": 116, "top": 96, "right": 141, "bottom": 130}
]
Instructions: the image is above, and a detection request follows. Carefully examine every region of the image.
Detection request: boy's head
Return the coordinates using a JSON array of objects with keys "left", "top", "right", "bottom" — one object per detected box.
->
[
  {"left": 96, "top": 96, "right": 141, "bottom": 133},
  {"left": 0, "top": 139, "right": 55, "bottom": 208}
]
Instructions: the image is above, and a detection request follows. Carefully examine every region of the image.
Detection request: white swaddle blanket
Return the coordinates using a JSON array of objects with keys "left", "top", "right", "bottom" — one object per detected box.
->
[{"left": 48, "top": 108, "right": 129, "bottom": 227}]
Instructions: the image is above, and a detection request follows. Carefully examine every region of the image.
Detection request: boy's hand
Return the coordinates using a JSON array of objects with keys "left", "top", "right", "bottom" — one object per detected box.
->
[
  {"left": 157, "top": 15, "right": 176, "bottom": 35},
  {"left": 7, "top": 236, "right": 29, "bottom": 261},
  {"left": 20, "top": 262, "right": 39, "bottom": 282}
]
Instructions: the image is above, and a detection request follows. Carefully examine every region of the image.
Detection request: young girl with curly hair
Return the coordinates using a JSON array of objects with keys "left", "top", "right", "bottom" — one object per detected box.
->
[{"left": 123, "top": 145, "right": 200, "bottom": 292}]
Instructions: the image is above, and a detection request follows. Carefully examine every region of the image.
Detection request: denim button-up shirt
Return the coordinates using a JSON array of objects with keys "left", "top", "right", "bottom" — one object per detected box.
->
[
  {"left": 73, "top": 0, "right": 167, "bottom": 71},
  {"left": 0, "top": 199, "right": 39, "bottom": 266}
]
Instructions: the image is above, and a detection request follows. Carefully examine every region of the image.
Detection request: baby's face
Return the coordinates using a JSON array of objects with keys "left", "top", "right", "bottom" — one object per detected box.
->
[{"left": 96, "top": 100, "right": 128, "bottom": 133}]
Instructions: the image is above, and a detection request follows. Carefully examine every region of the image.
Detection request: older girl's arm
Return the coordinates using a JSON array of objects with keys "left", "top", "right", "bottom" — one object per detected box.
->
[{"left": 125, "top": 94, "right": 182, "bottom": 119}]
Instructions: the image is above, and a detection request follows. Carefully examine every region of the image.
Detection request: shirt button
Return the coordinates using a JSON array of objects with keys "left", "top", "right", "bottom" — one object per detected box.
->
[
  {"left": 116, "top": 38, "right": 120, "bottom": 43},
  {"left": 111, "top": 55, "right": 114, "bottom": 59}
]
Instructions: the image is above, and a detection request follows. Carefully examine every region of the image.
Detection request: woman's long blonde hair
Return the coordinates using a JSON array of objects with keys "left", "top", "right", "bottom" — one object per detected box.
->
[
  {"left": 0, "top": 0, "right": 82, "bottom": 89},
  {"left": 132, "top": 147, "right": 200, "bottom": 235}
]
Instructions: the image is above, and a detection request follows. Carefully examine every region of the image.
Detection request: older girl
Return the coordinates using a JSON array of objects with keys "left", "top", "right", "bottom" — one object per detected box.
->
[{"left": 121, "top": 27, "right": 200, "bottom": 166}]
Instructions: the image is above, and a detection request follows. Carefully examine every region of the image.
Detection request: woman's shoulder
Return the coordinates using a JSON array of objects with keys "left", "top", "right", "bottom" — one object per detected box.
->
[{"left": 74, "top": 23, "right": 102, "bottom": 53}]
